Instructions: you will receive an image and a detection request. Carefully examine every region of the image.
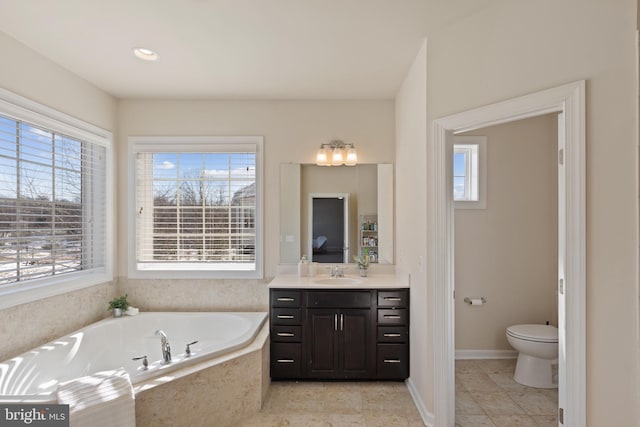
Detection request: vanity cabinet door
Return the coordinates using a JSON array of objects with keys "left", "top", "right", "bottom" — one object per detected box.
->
[
  {"left": 339, "top": 309, "right": 375, "bottom": 378},
  {"left": 306, "top": 308, "right": 374, "bottom": 379},
  {"left": 307, "top": 309, "right": 339, "bottom": 378}
]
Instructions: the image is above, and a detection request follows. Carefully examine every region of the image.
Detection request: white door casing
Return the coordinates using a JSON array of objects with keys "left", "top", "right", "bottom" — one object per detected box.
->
[{"left": 431, "top": 81, "right": 585, "bottom": 426}]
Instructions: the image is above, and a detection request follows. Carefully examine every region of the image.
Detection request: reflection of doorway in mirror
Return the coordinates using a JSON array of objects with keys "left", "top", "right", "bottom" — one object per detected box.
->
[{"left": 309, "top": 193, "right": 349, "bottom": 263}]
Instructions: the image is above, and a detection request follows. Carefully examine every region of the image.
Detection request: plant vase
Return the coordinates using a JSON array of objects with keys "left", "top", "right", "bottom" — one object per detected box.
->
[
  {"left": 112, "top": 308, "right": 123, "bottom": 318},
  {"left": 359, "top": 267, "right": 368, "bottom": 277}
]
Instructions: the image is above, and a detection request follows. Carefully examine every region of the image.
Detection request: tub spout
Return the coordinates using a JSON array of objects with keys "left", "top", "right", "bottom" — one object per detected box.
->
[{"left": 155, "top": 330, "right": 172, "bottom": 363}]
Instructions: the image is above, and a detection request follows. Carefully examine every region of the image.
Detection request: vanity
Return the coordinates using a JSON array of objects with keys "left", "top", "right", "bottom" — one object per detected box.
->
[{"left": 268, "top": 274, "right": 409, "bottom": 381}]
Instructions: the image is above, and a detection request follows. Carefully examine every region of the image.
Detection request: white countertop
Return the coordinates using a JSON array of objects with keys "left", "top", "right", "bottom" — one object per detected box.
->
[{"left": 268, "top": 273, "right": 409, "bottom": 289}]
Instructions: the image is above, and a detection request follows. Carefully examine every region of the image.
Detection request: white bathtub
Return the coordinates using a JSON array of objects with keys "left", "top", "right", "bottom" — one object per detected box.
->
[{"left": 0, "top": 311, "right": 267, "bottom": 403}]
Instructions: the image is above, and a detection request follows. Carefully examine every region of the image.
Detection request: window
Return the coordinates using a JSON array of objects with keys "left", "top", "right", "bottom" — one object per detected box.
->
[
  {"left": 0, "top": 89, "right": 112, "bottom": 307},
  {"left": 453, "top": 135, "right": 486, "bottom": 209},
  {"left": 130, "top": 137, "right": 263, "bottom": 279}
]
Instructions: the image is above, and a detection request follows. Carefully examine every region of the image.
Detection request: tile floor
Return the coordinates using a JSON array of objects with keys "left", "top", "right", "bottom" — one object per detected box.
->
[
  {"left": 239, "top": 381, "right": 424, "bottom": 427},
  {"left": 238, "top": 359, "right": 558, "bottom": 426},
  {"left": 456, "top": 359, "right": 558, "bottom": 427}
]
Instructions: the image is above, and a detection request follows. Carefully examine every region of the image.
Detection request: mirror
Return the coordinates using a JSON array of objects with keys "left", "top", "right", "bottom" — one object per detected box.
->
[{"left": 280, "top": 163, "right": 393, "bottom": 265}]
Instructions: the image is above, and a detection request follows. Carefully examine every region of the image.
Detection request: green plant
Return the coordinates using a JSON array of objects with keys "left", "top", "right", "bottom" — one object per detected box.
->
[
  {"left": 107, "top": 294, "right": 130, "bottom": 311},
  {"left": 353, "top": 255, "right": 369, "bottom": 269}
]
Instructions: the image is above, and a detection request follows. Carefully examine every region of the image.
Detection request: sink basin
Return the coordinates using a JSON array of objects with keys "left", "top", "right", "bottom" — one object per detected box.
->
[{"left": 313, "top": 277, "right": 363, "bottom": 285}]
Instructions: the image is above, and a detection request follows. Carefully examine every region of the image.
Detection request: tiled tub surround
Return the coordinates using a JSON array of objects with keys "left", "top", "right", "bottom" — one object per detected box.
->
[
  {"left": 0, "top": 281, "right": 116, "bottom": 362},
  {"left": 118, "top": 278, "right": 269, "bottom": 312},
  {"left": 135, "top": 322, "right": 270, "bottom": 427},
  {"left": 456, "top": 359, "right": 558, "bottom": 427}
]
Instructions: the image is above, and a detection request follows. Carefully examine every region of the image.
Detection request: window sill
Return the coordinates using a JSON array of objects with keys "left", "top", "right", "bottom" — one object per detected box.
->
[
  {"left": 0, "top": 269, "right": 113, "bottom": 310},
  {"left": 130, "top": 263, "right": 262, "bottom": 280},
  {"left": 454, "top": 200, "right": 487, "bottom": 210}
]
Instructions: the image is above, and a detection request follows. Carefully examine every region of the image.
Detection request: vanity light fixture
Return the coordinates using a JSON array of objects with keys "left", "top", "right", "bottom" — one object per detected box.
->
[
  {"left": 315, "top": 140, "right": 358, "bottom": 166},
  {"left": 133, "top": 47, "right": 159, "bottom": 61}
]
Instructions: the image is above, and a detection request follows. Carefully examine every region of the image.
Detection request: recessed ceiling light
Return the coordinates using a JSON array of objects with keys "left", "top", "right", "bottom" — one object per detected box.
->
[{"left": 133, "top": 47, "right": 159, "bottom": 61}]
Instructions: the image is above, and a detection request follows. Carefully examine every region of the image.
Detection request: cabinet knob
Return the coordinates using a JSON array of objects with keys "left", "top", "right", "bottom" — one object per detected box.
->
[
  {"left": 277, "top": 297, "right": 295, "bottom": 302},
  {"left": 277, "top": 315, "right": 295, "bottom": 319},
  {"left": 276, "top": 359, "right": 295, "bottom": 363},
  {"left": 383, "top": 359, "right": 402, "bottom": 364},
  {"left": 277, "top": 332, "right": 295, "bottom": 337},
  {"left": 383, "top": 333, "right": 402, "bottom": 337}
]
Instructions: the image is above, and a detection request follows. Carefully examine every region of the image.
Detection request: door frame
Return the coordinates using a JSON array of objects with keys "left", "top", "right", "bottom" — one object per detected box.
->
[
  {"left": 308, "top": 192, "right": 350, "bottom": 263},
  {"left": 431, "top": 81, "right": 585, "bottom": 426}
]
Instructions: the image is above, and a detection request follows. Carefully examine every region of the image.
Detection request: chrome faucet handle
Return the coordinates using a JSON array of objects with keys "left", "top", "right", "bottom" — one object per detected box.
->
[
  {"left": 132, "top": 355, "right": 148, "bottom": 370},
  {"left": 185, "top": 341, "right": 199, "bottom": 357}
]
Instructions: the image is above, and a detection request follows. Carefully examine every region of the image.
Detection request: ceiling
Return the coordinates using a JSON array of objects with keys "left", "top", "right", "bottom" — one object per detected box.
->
[{"left": 0, "top": 0, "right": 429, "bottom": 100}]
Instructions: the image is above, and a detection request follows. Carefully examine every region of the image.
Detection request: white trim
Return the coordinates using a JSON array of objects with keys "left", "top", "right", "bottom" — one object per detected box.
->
[
  {"left": 636, "top": 30, "right": 640, "bottom": 419},
  {"left": 0, "top": 88, "right": 111, "bottom": 145},
  {"left": 454, "top": 349, "right": 518, "bottom": 360},
  {"left": 406, "top": 378, "right": 435, "bottom": 427},
  {"left": 127, "top": 135, "right": 264, "bottom": 280},
  {"left": 431, "top": 81, "right": 586, "bottom": 427},
  {"left": 0, "top": 88, "right": 114, "bottom": 309}
]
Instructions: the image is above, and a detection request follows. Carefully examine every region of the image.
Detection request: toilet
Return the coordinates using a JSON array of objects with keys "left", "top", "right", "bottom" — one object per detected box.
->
[{"left": 506, "top": 324, "right": 558, "bottom": 388}]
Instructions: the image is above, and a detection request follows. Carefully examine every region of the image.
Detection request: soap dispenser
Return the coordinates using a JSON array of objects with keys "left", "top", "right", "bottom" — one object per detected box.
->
[{"left": 298, "top": 255, "right": 309, "bottom": 277}]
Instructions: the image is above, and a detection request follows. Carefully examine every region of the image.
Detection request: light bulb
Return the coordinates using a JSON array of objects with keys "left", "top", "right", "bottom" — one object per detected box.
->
[
  {"left": 331, "top": 148, "right": 344, "bottom": 165},
  {"left": 345, "top": 147, "right": 358, "bottom": 166},
  {"left": 316, "top": 147, "right": 328, "bottom": 166}
]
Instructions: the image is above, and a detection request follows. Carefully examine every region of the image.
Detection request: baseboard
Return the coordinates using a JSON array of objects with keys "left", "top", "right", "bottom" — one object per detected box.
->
[
  {"left": 455, "top": 349, "right": 518, "bottom": 360},
  {"left": 405, "top": 378, "right": 435, "bottom": 427}
]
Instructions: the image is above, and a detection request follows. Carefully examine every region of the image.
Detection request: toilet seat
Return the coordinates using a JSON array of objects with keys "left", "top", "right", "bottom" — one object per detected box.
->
[{"left": 507, "top": 324, "right": 558, "bottom": 343}]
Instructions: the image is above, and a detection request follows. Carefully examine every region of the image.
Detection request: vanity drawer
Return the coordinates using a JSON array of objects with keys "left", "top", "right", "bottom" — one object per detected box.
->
[
  {"left": 271, "top": 325, "right": 302, "bottom": 342},
  {"left": 307, "top": 291, "right": 372, "bottom": 308},
  {"left": 271, "top": 343, "right": 301, "bottom": 378},
  {"left": 270, "top": 290, "right": 302, "bottom": 307},
  {"left": 377, "top": 308, "right": 408, "bottom": 325},
  {"left": 377, "top": 290, "right": 409, "bottom": 308},
  {"left": 376, "top": 344, "right": 409, "bottom": 379},
  {"left": 377, "top": 326, "right": 408, "bottom": 343},
  {"left": 271, "top": 308, "right": 301, "bottom": 325}
]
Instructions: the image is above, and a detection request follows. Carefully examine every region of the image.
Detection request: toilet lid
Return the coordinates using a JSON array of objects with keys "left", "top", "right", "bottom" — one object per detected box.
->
[{"left": 507, "top": 324, "right": 558, "bottom": 343}]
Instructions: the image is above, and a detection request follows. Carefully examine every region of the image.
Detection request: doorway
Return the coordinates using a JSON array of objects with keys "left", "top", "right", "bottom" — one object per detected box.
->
[
  {"left": 453, "top": 114, "right": 560, "bottom": 423},
  {"left": 308, "top": 193, "right": 350, "bottom": 263},
  {"left": 431, "top": 81, "right": 586, "bottom": 426}
]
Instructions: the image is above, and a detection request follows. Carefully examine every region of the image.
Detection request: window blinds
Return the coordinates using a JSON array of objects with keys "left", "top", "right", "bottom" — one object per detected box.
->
[
  {"left": 0, "top": 115, "right": 107, "bottom": 286},
  {"left": 135, "top": 150, "right": 256, "bottom": 270}
]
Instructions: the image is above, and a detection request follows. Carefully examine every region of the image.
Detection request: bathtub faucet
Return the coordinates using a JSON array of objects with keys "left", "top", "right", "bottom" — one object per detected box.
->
[{"left": 155, "top": 330, "right": 172, "bottom": 364}]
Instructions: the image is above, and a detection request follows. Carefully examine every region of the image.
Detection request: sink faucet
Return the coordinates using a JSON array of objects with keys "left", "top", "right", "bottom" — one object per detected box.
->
[
  {"left": 155, "top": 330, "right": 172, "bottom": 364},
  {"left": 330, "top": 265, "right": 344, "bottom": 278}
]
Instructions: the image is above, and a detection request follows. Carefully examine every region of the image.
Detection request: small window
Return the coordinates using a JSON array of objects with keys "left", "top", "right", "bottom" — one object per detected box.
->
[
  {"left": 453, "top": 135, "right": 486, "bottom": 209},
  {"left": 130, "top": 136, "right": 263, "bottom": 279}
]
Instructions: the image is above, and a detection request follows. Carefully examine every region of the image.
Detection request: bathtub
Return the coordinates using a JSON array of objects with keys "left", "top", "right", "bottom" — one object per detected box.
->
[{"left": 0, "top": 311, "right": 267, "bottom": 403}]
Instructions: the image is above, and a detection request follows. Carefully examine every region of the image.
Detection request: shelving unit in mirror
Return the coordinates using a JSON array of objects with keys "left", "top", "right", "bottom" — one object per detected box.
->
[{"left": 359, "top": 214, "right": 378, "bottom": 263}]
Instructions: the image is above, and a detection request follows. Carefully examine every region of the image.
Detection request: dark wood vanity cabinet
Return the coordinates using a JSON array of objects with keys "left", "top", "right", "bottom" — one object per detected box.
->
[
  {"left": 270, "top": 290, "right": 303, "bottom": 378},
  {"left": 376, "top": 290, "right": 410, "bottom": 379},
  {"left": 270, "top": 288, "right": 409, "bottom": 380}
]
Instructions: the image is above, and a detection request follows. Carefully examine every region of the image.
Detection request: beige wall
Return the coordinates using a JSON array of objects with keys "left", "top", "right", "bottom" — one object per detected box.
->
[
  {"left": 417, "top": 0, "right": 640, "bottom": 424},
  {"left": 395, "top": 40, "right": 430, "bottom": 412},
  {"left": 0, "top": 32, "right": 118, "bottom": 360},
  {"left": 117, "top": 99, "right": 395, "bottom": 310},
  {"left": 455, "top": 114, "right": 558, "bottom": 351}
]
